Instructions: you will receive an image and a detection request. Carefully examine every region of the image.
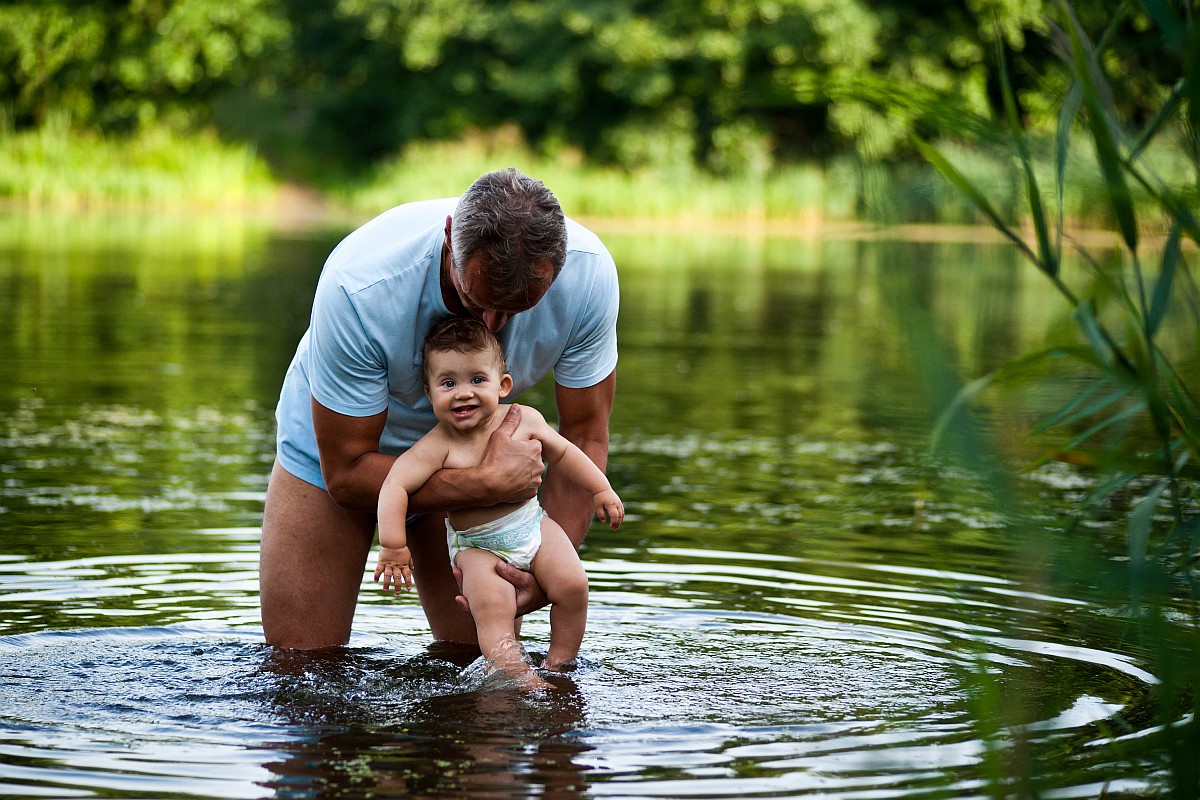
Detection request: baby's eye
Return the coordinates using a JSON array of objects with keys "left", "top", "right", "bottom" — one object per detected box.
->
[
  {"left": 471, "top": 376, "right": 486, "bottom": 385},
  {"left": 440, "top": 380, "right": 455, "bottom": 389}
]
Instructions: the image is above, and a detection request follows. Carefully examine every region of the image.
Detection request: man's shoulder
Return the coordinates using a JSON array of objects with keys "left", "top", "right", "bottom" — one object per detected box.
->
[
  {"left": 323, "top": 199, "right": 452, "bottom": 293},
  {"left": 564, "top": 216, "right": 611, "bottom": 261}
]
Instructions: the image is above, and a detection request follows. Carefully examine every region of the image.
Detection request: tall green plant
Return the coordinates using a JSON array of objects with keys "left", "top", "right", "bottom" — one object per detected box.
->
[
  {"left": 921, "top": 0, "right": 1200, "bottom": 586},
  {"left": 920, "top": 2, "right": 1199, "bottom": 794}
]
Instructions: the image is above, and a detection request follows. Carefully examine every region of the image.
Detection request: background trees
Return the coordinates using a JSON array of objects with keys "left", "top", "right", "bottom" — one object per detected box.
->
[
  {"left": 0, "top": 0, "right": 1192, "bottom": 179},
  {"left": 0, "top": 0, "right": 288, "bottom": 131}
]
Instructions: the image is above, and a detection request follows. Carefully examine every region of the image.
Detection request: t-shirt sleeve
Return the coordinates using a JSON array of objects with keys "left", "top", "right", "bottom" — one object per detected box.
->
[
  {"left": 555, "top": 251, "right": 620, "bottom": 389},
  {"left": 306, "top": 273, "right": 391, "bottom": 417}
]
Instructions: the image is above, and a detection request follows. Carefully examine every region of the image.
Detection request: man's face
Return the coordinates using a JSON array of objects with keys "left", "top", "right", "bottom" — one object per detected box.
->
[{"left": 451, "top": 255, "right": 554, "bottom": 333}]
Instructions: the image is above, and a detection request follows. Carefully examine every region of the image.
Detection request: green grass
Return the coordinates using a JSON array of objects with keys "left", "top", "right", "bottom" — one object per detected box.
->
[
  {"left": 0, "top": 118, "right": 276, "bottom": 211},
  {"left": 329, "top": 131, "right": 847, "bottom": 222},
  {"left": 1, "top": 119, "right": 1195, "bottom": 231}
]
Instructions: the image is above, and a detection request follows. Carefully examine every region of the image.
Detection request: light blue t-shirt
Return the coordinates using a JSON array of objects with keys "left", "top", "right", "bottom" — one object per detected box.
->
[{"left": 275, "top": 198, "right": 620, "bottom": 489}]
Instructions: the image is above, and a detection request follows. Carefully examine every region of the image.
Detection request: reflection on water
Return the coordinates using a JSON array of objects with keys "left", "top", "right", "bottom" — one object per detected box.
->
[{"left": 0, "top": 213, "right": 1189, "bottom": 797}]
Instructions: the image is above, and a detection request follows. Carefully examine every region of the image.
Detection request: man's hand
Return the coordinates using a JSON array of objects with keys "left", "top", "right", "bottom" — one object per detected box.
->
[
  {"left": 480, "top": 405, "right": 544, "bottom": 505},
  {"left": 453, "top": 561, "right": 550, "bottom": 617}
]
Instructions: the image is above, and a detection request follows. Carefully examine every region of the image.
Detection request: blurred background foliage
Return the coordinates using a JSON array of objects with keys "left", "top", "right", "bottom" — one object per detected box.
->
[{"left": 1, "top": 0, "right": 1194, "bottom": 205}]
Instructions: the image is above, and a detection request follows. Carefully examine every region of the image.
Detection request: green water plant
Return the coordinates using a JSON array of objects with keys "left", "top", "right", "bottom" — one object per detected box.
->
[
  {"left": 919, "top": 1, "right": 1199, "bottom": 795},
  {"left": 922, "top": 0, "right": 1199, "bottom": 590}
]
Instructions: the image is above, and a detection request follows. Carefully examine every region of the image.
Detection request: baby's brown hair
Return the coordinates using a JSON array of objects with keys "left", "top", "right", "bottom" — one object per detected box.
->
[{"left": 421, "top": 317, "right": 507, "bottom": 384}]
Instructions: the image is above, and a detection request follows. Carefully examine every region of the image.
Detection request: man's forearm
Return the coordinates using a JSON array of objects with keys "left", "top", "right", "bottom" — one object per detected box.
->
[
  {"left": 406, "top": 466, "right": 494, "bottom": 515},
  {"left": 323, "top": 451, "right": 396, "bottom": 513}
]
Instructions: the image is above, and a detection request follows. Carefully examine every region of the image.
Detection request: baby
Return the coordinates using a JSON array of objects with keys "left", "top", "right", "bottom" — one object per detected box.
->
[{"left": 374, "top": 317, "right": 623, "bottom": 686}]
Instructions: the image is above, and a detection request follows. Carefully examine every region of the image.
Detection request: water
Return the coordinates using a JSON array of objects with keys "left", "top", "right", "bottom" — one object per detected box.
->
[{"left": 0, "top": 212, "right": 1189, "bottom": 798}]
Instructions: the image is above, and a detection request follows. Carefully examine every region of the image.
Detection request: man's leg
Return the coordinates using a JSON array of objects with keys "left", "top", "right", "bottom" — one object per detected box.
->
[
  {"left": 407, "top": 513, "right": 481, "bottom": 644},
  {"left": 259, "top": 460, "right": 376, "bottom": 649}
]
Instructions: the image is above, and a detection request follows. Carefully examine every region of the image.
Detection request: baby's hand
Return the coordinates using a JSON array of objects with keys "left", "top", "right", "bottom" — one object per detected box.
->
[
  {"left": 593, "top": 489, "right": 624, "bottom": 530},
  {"left": 374, "top": 546, "right": 414, "bottom": 593}
]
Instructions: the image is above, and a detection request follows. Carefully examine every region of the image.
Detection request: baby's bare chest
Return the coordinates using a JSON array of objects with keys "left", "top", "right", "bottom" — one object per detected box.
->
[{"left": 441, "top": 441, "right": 489, "bottom": 471}]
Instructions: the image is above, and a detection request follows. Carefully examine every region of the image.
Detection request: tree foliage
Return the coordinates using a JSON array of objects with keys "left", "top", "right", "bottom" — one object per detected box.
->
[
  {"left": 0, "top": 0, "right": 1192, "bottom": 174},
  {"left": 0, "top": 0, "right": 289, "bottom": 130}
]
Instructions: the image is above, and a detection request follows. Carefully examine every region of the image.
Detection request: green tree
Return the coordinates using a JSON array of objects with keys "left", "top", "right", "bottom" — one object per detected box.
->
[{"left": 0, "top": 0, "right": 289, "bottom": 130}]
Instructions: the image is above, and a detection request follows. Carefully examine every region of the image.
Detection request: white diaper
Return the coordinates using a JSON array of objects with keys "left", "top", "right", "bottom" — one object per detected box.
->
[{"left": 445, "top": 498, "right": 544, "bottom": 570}]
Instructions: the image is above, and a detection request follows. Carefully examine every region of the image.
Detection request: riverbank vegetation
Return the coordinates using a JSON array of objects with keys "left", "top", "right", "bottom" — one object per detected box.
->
[
  {"left": 1, "top": 1, "right": 1195, "bottom": 229},
  {"left": 3, "top": 115, "right": 1193, "bottom": 232}
]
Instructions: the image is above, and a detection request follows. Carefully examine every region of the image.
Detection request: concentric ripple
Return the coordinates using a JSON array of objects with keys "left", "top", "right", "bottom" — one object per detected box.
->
[{"left": 0, "top": 546, "right": 1171, "bottom": 799}]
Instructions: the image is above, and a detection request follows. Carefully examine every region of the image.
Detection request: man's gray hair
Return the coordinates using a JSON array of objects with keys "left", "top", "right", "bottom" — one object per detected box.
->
[{"left": 450, "top": 168, "right": 567, "bottom": 306}]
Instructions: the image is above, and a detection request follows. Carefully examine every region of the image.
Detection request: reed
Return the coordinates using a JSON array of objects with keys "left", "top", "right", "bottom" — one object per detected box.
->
[{"left": 919, "top": 2, "right": 1200, "bottom": 795}]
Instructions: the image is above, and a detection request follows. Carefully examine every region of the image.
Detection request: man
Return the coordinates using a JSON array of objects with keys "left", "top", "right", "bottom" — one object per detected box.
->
[{"left": 259, "top": 168, "right": 619, "bottom": 650}]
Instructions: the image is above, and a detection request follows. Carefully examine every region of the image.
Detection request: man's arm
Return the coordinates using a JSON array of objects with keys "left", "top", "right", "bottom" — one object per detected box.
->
[
  {"left": 409, "top": 405, "right": 544, "bottom": 514},
  {"left": 312, "top": 399, "right": 393, "bottom": 513},
  {"left": 312, "top": 398, "right": 542, "bottom": 515}
]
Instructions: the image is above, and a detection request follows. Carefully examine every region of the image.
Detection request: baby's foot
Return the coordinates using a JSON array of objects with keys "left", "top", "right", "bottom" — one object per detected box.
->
[
  {"left": 511, "top": 668, "right": 554, "bottom": 692},
  {"left": 482, "top": 659, "right": 553, "bottom": 691},
  {"left": 483, "top": 636, "right": 554, "bottom": 691},
  {"left": 540, "top": 655, "right": 577, "bottom": 673}
]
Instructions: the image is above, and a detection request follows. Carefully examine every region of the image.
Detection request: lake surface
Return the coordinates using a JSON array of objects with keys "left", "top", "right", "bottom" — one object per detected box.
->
[{"left": 0, "top": 211, "right": 1189, "bottom": 798}]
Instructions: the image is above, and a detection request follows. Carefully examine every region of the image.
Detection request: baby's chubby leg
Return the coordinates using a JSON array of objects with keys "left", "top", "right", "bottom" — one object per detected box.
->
[
  {"left": 455, "top": 548, "right": 528, "bottom": 671},
  {"left": 531, "top": 518, "right": 589, "bottom": 672}
]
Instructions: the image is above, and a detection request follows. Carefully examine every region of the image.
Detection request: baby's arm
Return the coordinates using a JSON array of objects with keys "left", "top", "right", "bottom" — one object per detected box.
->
[
  {"left": 523, "top": 407, "right": 624, "bottom": 529},
  {"left": 375, "top": 432, "right": 449, "bottom": 593}
]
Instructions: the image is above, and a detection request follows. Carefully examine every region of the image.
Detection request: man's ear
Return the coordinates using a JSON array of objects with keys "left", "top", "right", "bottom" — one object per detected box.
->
[{"left": 499, "top": 373, "right": 513, "bottom": 398}]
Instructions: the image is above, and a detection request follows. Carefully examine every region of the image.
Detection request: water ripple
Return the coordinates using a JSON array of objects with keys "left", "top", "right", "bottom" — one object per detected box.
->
[{"left": 0, "top": 547, "right": 1173, "bottom": 799}]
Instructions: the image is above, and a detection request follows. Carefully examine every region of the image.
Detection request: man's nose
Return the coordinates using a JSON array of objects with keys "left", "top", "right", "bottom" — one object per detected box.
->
[{"left": 481, "top": 310, "right": 509, "bottom": 332}]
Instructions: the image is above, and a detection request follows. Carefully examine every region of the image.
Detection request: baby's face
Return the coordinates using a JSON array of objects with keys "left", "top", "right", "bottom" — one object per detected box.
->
[{"left": 424, "top": 347, "right": 511, "bottom": 432}]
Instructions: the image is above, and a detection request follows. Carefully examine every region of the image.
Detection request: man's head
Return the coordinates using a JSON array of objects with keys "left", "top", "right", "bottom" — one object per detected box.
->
[{"left": 446, "top": 168, "right": 567, "bottom": 331}]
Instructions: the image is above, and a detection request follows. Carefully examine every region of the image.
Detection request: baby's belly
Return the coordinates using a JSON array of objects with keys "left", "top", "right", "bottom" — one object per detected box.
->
[{"left": 448, "top": 501, "right": 526, "bottom": 531}]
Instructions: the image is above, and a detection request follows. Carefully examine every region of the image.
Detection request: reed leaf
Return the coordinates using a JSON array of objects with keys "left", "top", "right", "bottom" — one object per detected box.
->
[
  {"left": 1121, "top": 159, "right": 1200, "bottom": 246},
  {"left": 1054, "top": 446, "right": 1200, "bottom": 480},
  {"left": 1077, "top": 469, "right": 1139, "bottom": 511},
  {"left": 1140, "top": 0, "right": 1186, "bottom": 51},
  {"left": 1072, "top": 299, "right": 1116, "bottom": 369},
  {"left": 911, "top": 136, "right": 1035, "bottom": 262},
  {"left": 996, "top": 33, "right": 1058, "bottom": 277},
  {"left": 1147, "top": 219, "right": 1182, "bottom": 337},
  {"left": 1188, "top": 19, "right": 1200, "bottom": 134},
  {"left": 1064, "top": 399, "right": 1148, "bottom": 451},
  {"left": 1060, "top": 1, "right": 1140, "bottom": 253},
  {"left": 1162, "top": 367, "right": 1200, "bottom": 458},
  {"left": 1032, "top": 382, "right": 1133, "bottom": 436},
  {"left": 1054, "top": 83, "right": 1081, "bottom": 257},
  {"left": 930, "top": 374, "right": 994, "bottom": 454},
  {"left": 1127, "top": 479, "right": 1168, "bottom": 583},
  {"left": 1130, "top": 79, "right": 1186, "bottom": 161}
]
